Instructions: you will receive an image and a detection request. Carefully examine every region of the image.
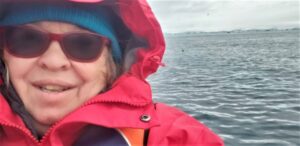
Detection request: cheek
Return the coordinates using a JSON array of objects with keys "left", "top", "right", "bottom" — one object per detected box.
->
[
  {"left": 72, "top": 63, "right": 109, "bottom": 99},
  {"left": 72, "top": 48, "right": 112, "bottom": 85},
  {"left": 71, "top": 56, "right": 111, "bottom": 97},
  {"left": 4, "top": 52, "right": 35, "bottom": 83},
  {"left": 3, "top": 53, "right": 37, "bottom": 106},
  {"left": 75, "top": 64, "right": 108, "bottom": 83}
]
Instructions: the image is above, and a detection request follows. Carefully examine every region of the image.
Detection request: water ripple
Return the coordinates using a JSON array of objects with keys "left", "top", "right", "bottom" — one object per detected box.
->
[{"left": 149, "top": 30, "right": 300, "bottom": 146}]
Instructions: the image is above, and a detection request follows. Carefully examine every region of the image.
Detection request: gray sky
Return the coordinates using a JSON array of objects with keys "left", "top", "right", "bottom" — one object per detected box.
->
[{"left": 148, "top": 0, "right": 299, "bottom": 33}]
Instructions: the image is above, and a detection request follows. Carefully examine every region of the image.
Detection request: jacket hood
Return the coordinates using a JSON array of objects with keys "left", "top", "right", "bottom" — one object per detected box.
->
[
  {"left": 112, "top": 0, "right": 166, "bottom": 79},
  {"left": 0, "top": 0, "right": 166, "bottom": 79},
  {"left": 0, "top": 0, "right": 165, "bottom": 108},
  {"left": 0, "top": 0, "right": 165, "bottom": 131}
]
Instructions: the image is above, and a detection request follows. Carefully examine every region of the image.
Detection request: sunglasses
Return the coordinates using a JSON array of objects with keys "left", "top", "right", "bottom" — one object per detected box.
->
[{"left": 0, "top": 26, "right": 110, "bottom": 62}]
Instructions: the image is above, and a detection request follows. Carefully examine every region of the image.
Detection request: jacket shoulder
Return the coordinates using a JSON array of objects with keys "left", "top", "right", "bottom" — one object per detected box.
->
[{"left": 147, "top": 103, "right": 224, "bottom": 146}]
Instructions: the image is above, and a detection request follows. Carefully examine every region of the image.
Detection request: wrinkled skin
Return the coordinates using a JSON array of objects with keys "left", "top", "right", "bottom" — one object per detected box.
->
[{"left": 3, "top": 21, "right": 115, "bottom": 135}]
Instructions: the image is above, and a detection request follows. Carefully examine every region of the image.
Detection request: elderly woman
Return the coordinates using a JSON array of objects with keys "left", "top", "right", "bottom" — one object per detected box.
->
[{"left": 0, "top": 0, "right": 224, "bottom": 146}]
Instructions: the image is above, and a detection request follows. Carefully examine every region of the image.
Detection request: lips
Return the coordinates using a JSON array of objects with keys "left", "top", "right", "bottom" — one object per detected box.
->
[
  {"left": 32, "top": 80, "right": 76, "bottom": 93},
  {"left": 39, "top": 85, "right": 71, "bottom": 92}
]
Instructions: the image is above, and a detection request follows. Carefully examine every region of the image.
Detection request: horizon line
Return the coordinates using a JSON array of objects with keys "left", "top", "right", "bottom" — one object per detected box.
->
[{"left": 164, "top": 27, "right": 300, "bottom": 34}]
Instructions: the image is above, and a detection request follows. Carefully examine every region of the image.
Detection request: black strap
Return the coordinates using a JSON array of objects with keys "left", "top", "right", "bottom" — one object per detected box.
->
[{"left": 143, "top": 129, "right": 150, "bottom": 146}]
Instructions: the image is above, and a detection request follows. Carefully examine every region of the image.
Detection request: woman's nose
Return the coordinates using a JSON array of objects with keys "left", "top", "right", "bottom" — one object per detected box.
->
[{"left": 37, "top": 41, "right": 71, "bottom": 71}]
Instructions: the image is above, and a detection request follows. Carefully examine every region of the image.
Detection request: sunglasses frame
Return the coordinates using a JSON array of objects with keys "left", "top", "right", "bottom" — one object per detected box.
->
[{"left": 0, "top": 26, "right": 111, "bottom": 62}]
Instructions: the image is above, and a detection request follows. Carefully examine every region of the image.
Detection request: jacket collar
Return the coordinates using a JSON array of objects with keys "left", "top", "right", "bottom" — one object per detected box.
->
[{"left": 0, "top": 73, "right": 160, "bottom": 130}]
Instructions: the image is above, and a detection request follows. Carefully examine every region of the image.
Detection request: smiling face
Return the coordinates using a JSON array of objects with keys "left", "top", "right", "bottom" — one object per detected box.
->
[{"left": 3, "top": 21, "right": 116, "bottom": 135}]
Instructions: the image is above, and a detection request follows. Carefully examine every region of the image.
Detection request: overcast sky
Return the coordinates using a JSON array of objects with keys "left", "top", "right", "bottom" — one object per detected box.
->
[{"left": 147, "top": 0, "right": 299, "bottom": 33}]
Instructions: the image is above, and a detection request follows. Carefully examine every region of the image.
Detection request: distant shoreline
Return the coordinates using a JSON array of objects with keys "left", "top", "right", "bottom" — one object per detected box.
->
[{"left": 164, "top": 28, "right": 300, "bottom": 36}]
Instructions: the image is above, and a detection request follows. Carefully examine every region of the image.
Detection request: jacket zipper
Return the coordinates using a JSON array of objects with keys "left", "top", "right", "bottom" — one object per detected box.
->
[
  {"left": 84, "top": 98, "right": 150, "bottom": 107},
  {"left": 0, "top": 97, "right": 150, "bottom": 145},
  {"left": 38, "top": 97, "right": 150, "bottom": 144},
  {"left": 0, "top": 120, "right": 40, "bottom": 145}
]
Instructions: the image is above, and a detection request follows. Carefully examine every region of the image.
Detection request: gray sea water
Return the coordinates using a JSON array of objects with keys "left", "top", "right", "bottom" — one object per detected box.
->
[{"left": 148, "top": 30, "right": 300, "bottom": 146}]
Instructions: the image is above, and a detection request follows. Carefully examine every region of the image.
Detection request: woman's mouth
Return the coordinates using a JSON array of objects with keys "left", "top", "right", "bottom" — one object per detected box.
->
[
  {"left": 32, "top": 80, "right": 76, "bottom": 93},
  {"left": 31, "top": 80, "right": 77, "bottom": 103},
  {"left": 39, "top": 85, "right": 71, "bottom": 93}
]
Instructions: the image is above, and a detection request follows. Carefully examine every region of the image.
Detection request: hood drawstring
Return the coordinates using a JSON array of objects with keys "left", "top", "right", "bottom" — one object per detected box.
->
[{"left": 150, "top": 55, "right": 165, "bottom": 67}]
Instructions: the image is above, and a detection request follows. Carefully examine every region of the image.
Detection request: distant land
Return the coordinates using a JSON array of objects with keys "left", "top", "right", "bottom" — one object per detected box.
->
[{"left": 164, "top": 28, "right": 300, "bottom": 36}]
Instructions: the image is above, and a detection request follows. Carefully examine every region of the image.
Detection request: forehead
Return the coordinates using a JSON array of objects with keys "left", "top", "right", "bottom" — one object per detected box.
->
[{"left": 25, "top": 21, "right": 93, "bottom": 34}]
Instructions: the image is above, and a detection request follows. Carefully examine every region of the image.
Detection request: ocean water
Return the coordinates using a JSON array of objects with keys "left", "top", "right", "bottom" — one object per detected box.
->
[{"left": 148, "top": 30, "right": 300, "bottom": 146}]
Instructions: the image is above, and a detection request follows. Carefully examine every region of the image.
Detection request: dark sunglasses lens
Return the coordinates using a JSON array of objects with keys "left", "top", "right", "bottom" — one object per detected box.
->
[
  {"left": 63, "top": 33, "right": 104, "bottom": 62},
  {"left": 5, "top": 27, "right": 48, "bottom": 57}
]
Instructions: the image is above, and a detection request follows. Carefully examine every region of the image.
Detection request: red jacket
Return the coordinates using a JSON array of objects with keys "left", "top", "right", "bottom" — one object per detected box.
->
[{"left": 0, "top": 0, "right": 224, "bottom": 145}]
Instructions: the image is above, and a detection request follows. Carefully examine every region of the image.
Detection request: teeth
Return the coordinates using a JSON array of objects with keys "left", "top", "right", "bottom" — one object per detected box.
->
[{"left": 40, "top": 85, "right": 67, "bottom": 92}]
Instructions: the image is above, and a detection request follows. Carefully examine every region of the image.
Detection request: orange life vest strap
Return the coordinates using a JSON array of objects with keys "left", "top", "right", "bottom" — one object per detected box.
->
[{"left": 118, "top": 128, "right": 144, "bottom": 146}]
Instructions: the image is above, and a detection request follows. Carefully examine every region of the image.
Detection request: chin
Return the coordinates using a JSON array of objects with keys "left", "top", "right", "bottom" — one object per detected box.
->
[{"left": 33, "top": 109, "right": 68, "bottom": 126}]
